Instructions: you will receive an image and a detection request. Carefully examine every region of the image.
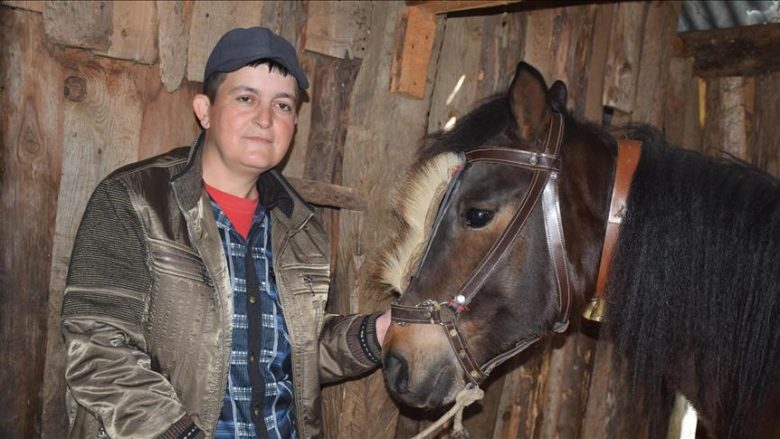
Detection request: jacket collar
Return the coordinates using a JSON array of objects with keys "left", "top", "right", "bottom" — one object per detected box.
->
[{"left": 171, "top": 133, "right": 314, "bottom": 228}]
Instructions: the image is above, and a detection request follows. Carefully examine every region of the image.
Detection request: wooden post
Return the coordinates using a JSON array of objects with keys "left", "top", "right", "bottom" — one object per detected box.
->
[
  {"left": 752, "top": 72, "right": 780, "bottom": 178},
  {"left": 1, "top": 8, "right": 64, "bottom": 438}
]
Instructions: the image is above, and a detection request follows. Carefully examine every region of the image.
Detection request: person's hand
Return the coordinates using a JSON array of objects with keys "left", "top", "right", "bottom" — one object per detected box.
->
[{"left": 376, "top": 309, "right": 391, "bottom": 346}]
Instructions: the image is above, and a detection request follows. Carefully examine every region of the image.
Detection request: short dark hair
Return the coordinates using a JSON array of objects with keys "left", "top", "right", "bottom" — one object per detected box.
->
[{"left": 202, "top": 58, "right": 300, "bottom": 103}]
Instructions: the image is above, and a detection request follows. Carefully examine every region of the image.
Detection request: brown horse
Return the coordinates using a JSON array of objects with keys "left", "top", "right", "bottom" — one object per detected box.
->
[{"left": 379, "top": 62, "right": 780, "bottom": 438}]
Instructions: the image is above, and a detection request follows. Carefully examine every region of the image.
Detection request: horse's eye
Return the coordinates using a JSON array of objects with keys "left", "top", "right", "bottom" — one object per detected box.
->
[{"left": 464, "top": 208, "right": 495, "bottom": 228}]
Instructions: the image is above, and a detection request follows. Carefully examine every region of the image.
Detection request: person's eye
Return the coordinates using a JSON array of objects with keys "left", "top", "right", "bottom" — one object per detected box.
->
[
  {"left": 275, "top": 102, "right": 293, "bottom": 112},
  {"left": 237, "top": 96, "right": 253, "bottom": 104},
  {"left": 464, "top": 208, "right": 495, "bottom": 228}
]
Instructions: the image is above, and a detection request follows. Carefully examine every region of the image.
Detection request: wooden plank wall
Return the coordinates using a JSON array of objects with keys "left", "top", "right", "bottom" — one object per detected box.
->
[{"left": 1, "top": 1, "right": 779, "bottom": 438}]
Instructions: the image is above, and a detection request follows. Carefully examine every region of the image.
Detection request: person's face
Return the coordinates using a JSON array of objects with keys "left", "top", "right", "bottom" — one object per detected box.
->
[{"left": 194, "top": 65, "right": 298, "bottom": 178}]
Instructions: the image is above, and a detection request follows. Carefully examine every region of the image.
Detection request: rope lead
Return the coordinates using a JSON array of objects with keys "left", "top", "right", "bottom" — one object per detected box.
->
[{"left": 410, "top": 384, "right": 485, "bottom": 439}]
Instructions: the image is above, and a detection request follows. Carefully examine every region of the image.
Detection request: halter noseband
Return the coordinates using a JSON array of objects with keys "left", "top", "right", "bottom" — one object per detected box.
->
[{"left": 391, "top": 112, "right": 572, "bottom": 385}]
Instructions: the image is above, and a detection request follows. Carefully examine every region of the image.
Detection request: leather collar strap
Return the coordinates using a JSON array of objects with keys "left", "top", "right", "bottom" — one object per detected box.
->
[
  {"left": 582, "top": 139, "right": 642, "bottom": 322},
  {"left": 392, "top": 113, "right": 571, "bottom": 385}
]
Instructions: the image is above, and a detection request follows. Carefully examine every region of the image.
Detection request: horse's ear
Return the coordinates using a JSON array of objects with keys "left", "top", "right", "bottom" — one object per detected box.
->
[
  {"left": 549, "top": 80, "right": 567, "bottom": 113},
  {"left": 509, "top": 62, "right": 551, "bottom": 142}
]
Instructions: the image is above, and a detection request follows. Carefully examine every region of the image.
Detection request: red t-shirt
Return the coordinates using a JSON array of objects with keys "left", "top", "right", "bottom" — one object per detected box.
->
[{"left": 204, "top": 182, "right": 259, "bottom": 240}]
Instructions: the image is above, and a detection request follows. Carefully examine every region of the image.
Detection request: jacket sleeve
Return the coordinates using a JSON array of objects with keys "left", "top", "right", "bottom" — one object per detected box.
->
[
  {"left": 61, "top": 179, "right": 203, "bottom": 438},
  {"left": 318, "top": 312, "right": 383, "bottom": 384}
]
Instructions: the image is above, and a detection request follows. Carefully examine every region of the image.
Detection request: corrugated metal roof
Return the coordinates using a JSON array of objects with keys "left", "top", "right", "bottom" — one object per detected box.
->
[{"left": 678, "top": 0, "right": 780, "bottom": 32}]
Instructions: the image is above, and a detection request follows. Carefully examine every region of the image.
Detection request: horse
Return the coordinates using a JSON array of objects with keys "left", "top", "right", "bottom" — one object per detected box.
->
[{"left": 377, "top": 62, "right": 780, "bottom": 438}]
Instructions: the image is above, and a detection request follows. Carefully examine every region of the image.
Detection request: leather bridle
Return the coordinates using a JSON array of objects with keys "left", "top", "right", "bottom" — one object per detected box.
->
[{"left": 391, "top": 112, "right": 572, "bottom": 385}]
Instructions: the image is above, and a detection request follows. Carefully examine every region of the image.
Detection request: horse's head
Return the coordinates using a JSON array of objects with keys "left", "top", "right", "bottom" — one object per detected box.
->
[{"left": 382, "top": 62, "right": 614, "bottom": 409}]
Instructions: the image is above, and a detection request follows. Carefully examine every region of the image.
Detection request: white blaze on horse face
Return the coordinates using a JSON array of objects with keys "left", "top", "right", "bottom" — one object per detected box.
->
[{"left": 376, "top": 153, "right": 465, "bottom": 295}]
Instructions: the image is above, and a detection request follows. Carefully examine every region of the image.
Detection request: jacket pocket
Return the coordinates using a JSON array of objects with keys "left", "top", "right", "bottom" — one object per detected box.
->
[
  {"left": 280, "top": 264, "right": 330, "bottom": 332},
  {"left": 148, "top": 238, "right": 211, "bottom": 285}
]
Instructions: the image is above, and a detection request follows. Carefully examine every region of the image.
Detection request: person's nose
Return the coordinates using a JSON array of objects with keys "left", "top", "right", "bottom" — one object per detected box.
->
[{"left": 254, "top": 105, "right": 272, "bottom": 129}]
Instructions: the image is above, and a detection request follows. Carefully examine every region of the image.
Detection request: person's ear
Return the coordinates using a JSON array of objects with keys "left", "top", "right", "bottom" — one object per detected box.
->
[{"left": 193, "top": 94, "right": 211, "bottom": 129}]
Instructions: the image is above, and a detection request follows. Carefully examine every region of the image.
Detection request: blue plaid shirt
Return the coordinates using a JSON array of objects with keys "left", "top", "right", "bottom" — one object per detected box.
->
[{"left": 210, "top": 198, "right": 297, "bottom": 439}]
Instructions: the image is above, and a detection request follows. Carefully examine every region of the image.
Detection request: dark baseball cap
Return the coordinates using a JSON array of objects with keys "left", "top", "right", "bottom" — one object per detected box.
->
[{"left": 204, "top": 26, "right": 309, "bottom": 90}]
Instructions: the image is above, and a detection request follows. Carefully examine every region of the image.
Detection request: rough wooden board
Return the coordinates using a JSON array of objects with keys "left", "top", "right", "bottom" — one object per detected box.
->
[
  {"left": 43, "top": 0, "right": 112, "bottom": 52},
  {"left": 100, "top": 1, "right": 158, "bottom": 63},
  {"left": 302, "top": 52, "right": 361, "bottom": 297},
  {"left": 675, "top": 22, "right": 780, "bottom": 78},
  {"left": 409, "top": 0, "right": 524, "bottom": 15},
  {"left": 704, "top": 77, "right": 748, "bottom": 159},
  {"left": 303, "top": 53, "right": 362, "bottom": 186},
  {"left": 580, "top": 339, "right": 617, "bottom": 439},
  {"left": 475, "top": 11, "right": 528, "bottom": 100},
  {"left": 279, "top": 53, "right": 312, "bottom": 180},
  {"left": 752, "top": 72, "right": 780, "bottom": 178},
  {"left": 461, "top": 372, "right": 507, "bottom": 438},
  {"left": 602, "top": 1, "right": 648, "bottom": 113},
  {"left": 157, "top": 0, "right": 192, "bottom": 92},
  {"left": 491, "top": 345, "right": 549, "bottom": 439},
  {"left": 0, "top": 8, "right": 64, "bottom": 438},
  {"left": 664, "top": 57, "right": 702, "bottom": 152},
  {"left": 186, "top": 1, "right": 264, "bottom": 83},
  {"left": 564, "top": 4, "right": 599, "bottom": 119},
  {"left": 259, "top": 0, "right": 305, "bottom": 52},
  {"left": 631, "top": 1, "right": 681, "bottom": 127},
  {"left": 138, "top": 71, "right": 201, "bottom": 160},
  {"left": 522, "top": 7, "right": 558, "bottom": 83},
  {"left": 286, "top": 177, "right": 366, "bottom": 211},
  {"left": 583, "top": 3, "right": 615, "bottom": 122},
  {"left": 538, "top": 334, "right": 596, "bottom": 439},
  {"left": 1, "top": 0, "right": 43, "bottom": 12},
  {"left": 524, "top": 4, "right": 599, "bottom": 114},
  {"left": 304, "top": 1, "right": 369, "bottom": 59},
  {"left": 389, "top": 5, "right": 438, "bottom": 98},
  {"left": 426, "top": 14, "right": 487, "bottom": 133},
  {"left": 40, "top": 49, "right": 151, "bottom": 439}
]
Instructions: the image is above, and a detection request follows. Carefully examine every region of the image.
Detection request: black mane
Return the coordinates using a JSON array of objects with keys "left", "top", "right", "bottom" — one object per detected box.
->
[{"left": 606, "top": 126, "right": 780, "bottom": 437}]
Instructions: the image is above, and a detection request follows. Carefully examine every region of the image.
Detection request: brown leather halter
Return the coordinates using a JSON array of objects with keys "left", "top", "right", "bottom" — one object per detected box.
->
[{"left": 391, "top": 112, "right": 572, "bottom": 385}]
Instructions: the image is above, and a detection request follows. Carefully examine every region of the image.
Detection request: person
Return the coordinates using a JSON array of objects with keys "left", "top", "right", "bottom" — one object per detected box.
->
[{"left": 61, "top": 26, "right": 390, "bottom": 438}]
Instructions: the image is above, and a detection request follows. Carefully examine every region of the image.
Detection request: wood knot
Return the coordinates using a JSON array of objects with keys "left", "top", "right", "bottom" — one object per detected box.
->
[{"left": 64, "top": 76, "right": 87, "bottom": 102}]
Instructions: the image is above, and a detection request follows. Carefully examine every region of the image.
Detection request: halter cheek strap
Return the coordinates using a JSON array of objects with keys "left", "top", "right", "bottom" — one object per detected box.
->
[{"left": 392, "top": 112, "right": 572, "bottom": 385}]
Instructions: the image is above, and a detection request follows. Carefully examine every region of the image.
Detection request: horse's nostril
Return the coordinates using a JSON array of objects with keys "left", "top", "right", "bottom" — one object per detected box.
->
[{"left": 383, "top": 352, "right": 409, "bottom": 394}]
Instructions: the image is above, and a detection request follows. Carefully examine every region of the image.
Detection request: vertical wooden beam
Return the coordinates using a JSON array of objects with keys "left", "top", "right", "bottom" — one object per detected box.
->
[
  {"left": 752, "top": 71, "right": 780, "bottom": 178},
  {"left": 157, "top": 0, "right": 192, "bottom": 92},
  {"left": 602, "top": 1, "right": 649, "bottom": 115},
  {"left": 186, "top": 2, "right": 264, "bottom": 82},
  {"left": 302, "top": 51, "right": 362, "bottom": 298},
  {"left": 389, "top": 5, "right": 438, "bottom": 98},
  {"left": 704, "top": 77, "right": 749, "bottom": 159},
  {"left": 664, "top": 57, "right": 703, "bottom": 151},
  {"left": 40, "top": 50, "right": 153, "bottom": 439},
  {"left": 304, "top": 1, "right": 370, "bottom": 60},
  {"left": 583, "top": 3, "right": 615, "bottom": 122},
  {"left": 0, "top": 7, "right": 64, "bottom": 438},
  {"left": 632, "top": 1, "right": 682, "bottom": 126},
  {"left": 137, "top": 70, "right": 201, "bottom": 160}
]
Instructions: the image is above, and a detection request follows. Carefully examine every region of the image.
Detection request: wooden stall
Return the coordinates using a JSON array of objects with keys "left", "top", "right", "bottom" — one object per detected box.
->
[{"left": 1, "top": 1, "right": 778, "bottom": 438}]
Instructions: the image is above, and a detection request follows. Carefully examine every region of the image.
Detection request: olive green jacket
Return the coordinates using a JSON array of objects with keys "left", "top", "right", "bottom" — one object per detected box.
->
[{"left": 62, "top": 140, "right": 381, "bottom": 438}]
